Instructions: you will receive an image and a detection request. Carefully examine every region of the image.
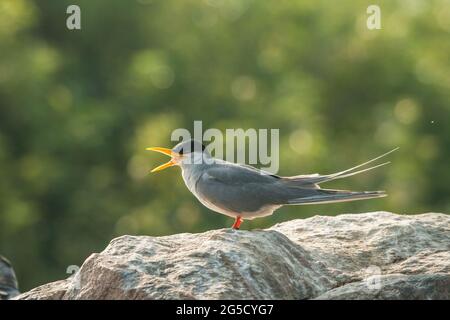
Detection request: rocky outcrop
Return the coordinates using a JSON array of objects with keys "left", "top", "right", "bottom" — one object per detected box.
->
[
  {"left": 16, "top": 212, "right": 450, "bottom": 300},
  {"left": 0, "top": 256, "right": 20, "bottom": 300}
]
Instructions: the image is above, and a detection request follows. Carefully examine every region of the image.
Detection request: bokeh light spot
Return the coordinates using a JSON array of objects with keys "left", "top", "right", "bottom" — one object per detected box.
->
[
  {"left": 394, "top": 98, "right": 420, "bottom": 124},
  {"left": 289, "top": 129, "right": 313, "bottom": 155},
  {"left": 231, "top": 76, "right": 256, "bottom": 101}
]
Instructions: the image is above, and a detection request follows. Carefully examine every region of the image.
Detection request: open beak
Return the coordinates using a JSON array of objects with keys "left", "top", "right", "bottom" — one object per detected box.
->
[{"left": 146, "top": 147, "right": 179, "bottom": 173}]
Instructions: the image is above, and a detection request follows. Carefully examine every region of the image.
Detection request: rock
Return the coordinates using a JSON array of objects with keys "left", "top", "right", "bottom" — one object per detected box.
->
[
  {"left": 314, "top": 274, "right": 450, "bottom": 300},
  {"left": 15, "top": 212, "right": 450, "bottom": 300},
  {"left": 0, "top": 256, "right": 20, "bottom": 300}
]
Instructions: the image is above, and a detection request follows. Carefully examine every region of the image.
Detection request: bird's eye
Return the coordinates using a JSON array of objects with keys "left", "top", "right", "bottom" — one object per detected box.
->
[{"left": 179, "top": 148, "right": 184, "bottom": 155}]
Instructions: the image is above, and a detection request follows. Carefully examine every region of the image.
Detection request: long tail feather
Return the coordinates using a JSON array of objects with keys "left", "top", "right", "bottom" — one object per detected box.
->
[
  {"left": 286, "top": 147, "right": 398, "bottom": 185},
  {"left": 328, "top": 161, "right": 390, "bottom": 180}
]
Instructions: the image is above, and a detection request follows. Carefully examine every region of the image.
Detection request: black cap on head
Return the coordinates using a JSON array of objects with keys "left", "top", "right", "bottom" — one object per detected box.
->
[{"left": 172, "top": 139, "right": 206, "bottom": 155}]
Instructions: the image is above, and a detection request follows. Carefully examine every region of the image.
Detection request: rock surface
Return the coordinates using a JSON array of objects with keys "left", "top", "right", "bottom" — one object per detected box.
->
[{"left": 16, "top": 212, "right": 450, "bottom": 300}]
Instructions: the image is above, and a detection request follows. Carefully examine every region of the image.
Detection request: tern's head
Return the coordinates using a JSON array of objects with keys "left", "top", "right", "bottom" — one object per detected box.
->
[{"left": 146, "top": 139, "right": 210, "bottom": 173}]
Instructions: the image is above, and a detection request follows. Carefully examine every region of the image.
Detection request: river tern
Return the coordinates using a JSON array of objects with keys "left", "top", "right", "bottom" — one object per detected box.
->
[{"left": 147, "top": 140, "right": 397, "bottom": 229}]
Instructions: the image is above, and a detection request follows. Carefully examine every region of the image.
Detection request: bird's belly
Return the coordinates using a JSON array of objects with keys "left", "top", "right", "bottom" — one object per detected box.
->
[
  {"left": 195, "top": 192, "right": 280, "bottom": 220},
  {"left": 240, "top": 204, "right": 282, "bottom": 220}
]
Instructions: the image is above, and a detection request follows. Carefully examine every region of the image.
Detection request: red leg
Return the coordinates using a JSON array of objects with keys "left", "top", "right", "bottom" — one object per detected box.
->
[{"left": 231, "top": 216, "right": 243, "bottom": 229}]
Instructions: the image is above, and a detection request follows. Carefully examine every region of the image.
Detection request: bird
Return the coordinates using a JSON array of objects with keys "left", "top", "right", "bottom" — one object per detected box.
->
[
  {"left": 0, "top": 255, "right": 19, "bottom": 300},
  {"left": 147, "top": 139, "right": 397, "bottom": 229}
]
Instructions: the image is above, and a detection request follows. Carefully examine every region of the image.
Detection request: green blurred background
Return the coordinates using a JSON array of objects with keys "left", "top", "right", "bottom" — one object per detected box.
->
[{"left": 0, "top": 0, "right": 449, "bottom": 291}]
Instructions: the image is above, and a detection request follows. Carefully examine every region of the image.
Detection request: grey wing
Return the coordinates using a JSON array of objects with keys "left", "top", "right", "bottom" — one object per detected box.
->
[
  {"left": 212, "top": 159, "right": 281, "bottom": 180},
  {"left": 195, "top": 164, "right": 286, "bottom": 213}
]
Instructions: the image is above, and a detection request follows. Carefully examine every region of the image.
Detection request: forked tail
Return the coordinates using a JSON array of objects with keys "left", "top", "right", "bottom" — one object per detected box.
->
[{"left": 283, "top": 147, "right": 397, "bottom": 205}]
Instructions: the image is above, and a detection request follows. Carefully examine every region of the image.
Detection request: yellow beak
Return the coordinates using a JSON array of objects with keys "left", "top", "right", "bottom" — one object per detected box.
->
[{"left": 146, "top": 147, "right": 179, "bottom": 173}]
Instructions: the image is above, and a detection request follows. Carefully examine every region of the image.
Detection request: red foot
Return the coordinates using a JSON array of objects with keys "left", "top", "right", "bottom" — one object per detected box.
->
[{"left": 231, "top": 216, "right": 243, "bottom": 229}]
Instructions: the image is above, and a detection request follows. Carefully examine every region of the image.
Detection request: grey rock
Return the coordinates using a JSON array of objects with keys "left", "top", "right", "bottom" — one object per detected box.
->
[
  {"left": 15, "top": 212, "right": 450, "bottom": 300},
  {"left": 0, "top": 256, "right": 20, "bottom": 300},
  {"left": 314, "top": 273, "right": 450, "bottom": 300}
]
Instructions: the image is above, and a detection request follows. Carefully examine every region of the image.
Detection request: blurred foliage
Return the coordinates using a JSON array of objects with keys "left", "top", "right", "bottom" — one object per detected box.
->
[{"left": 0, "top": 0, "right": 449, "bottom": 290}]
